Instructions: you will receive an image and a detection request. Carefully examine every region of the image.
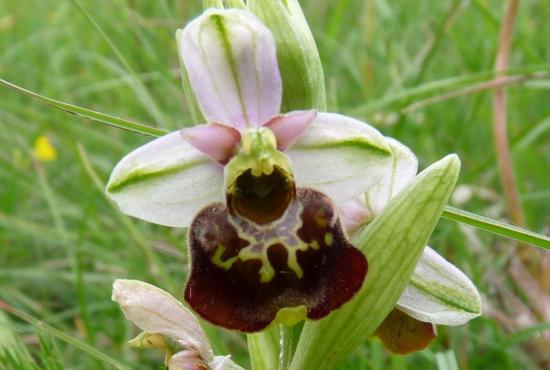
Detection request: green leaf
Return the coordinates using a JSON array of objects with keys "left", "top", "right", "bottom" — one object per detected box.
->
[
  {"left": 278, "top": 324, "right": 302, "bottom": 370},
  {"left": 290, "top": 154, "right": 461, "bottom": 370},
  {"left": 247, "top": 321, "right": 303, "bottom": 370}
]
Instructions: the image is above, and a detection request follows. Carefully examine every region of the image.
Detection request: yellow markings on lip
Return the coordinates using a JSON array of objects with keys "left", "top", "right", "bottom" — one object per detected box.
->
[
  {"left": 210, "top": 202, "right": 332, "bottom": 283},
  {"left": 238, "top": 246, "right": 275, "bottom": 283},
  {"left": 287, "top": 251, "right": 304, "bottom": 279},
  {"left": 310, "top": 240, "right": 320, "bottom": 250},
  {"left": 324, "top": 232, "right": 334, "bottom": 246},
  {"left": 314, "top": 208, "right": 329, "bottom": 228},
  {"left": 211, "top": 244, "right": 239, "bottom": 270},
  {"left": 210, "top": 237, "right": 328, "bottom": 283}
]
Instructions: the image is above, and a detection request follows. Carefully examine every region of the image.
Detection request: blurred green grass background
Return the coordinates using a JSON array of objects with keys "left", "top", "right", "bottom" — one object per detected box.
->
[{"left": 0, "top": 0, "right": 549, "bottom": 369}]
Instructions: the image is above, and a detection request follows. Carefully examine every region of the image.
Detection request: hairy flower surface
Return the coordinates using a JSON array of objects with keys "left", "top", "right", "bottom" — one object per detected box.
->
[{"left": 106, "top": 9, "right": 403, "bottom": 332}]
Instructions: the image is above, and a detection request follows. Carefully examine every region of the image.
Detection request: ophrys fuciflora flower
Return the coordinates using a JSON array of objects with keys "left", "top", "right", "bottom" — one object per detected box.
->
[{"left": 107, "top": 9, "right": 396, "bottom": 332}]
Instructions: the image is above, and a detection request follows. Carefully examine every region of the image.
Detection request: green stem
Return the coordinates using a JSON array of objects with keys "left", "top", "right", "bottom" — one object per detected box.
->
[
  {"left": 279, "top": 324, "right": 301, "bottom": 370},
  {"left": 247, "top": 327, "right": 280, "bottom": 370},
  {"left": 442, "top": 206, "right": 550, "bottom": 249}
]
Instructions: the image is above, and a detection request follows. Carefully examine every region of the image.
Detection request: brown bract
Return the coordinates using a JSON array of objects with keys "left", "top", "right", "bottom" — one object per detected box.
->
[{"left": 185, "top": 188, "right": 367, "bottom": 332}]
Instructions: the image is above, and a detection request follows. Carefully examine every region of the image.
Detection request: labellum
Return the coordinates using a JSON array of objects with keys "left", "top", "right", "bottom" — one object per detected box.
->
[{"left": 185, "top": 128, "right": 367, "bottom": 332}]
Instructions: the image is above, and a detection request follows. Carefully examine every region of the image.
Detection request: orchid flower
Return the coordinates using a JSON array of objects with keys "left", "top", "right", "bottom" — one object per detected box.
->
[
  {"left": 112, "top": 279, "right": 243, "bottom": 370},
  {"left": 340, "top": 139, "right": 483, "bottom": 354},
  {"left": 107, "top": 8, "right": 399, "bottom": 332}
]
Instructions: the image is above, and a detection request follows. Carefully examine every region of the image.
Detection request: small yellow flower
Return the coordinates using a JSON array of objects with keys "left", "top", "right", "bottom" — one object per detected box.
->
[{"left": 33, "top": 135, "right": 57, "bottom": 162}]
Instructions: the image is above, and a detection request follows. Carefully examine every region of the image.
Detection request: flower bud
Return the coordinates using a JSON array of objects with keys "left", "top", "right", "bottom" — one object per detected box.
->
[{"left": 247, "top": 0, "right": 327, "bottom": 111}]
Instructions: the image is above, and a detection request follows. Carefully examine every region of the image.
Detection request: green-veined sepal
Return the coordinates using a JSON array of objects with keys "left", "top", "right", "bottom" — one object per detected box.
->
[
  {"left": 397, "top": 246, "right": 482, "bottom": 326},
  {"left": 286, "top": 112, "right": 392, "bottom": 205},
  {"left": 106, "top": 131, "right": 224, "bottom": 228}
]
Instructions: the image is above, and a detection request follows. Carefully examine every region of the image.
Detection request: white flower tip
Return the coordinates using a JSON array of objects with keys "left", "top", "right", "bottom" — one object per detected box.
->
[{"left": 111, "top": 279, "right": 134, "bottom": 304}]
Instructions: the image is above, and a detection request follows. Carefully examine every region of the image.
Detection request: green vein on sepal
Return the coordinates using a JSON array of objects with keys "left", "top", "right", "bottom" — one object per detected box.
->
[
  {"left": 292, "top": 138, "right": 392, "bottom": 156},
  {"left": 410, "top": 276, "right": 481, "bottom": 314},
  {"left": 107, "top": 158, "right": 211, "bottom": 193}
]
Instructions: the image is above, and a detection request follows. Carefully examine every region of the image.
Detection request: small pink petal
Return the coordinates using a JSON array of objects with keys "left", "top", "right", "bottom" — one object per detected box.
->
[
  {"left": 339, "top": 197, "right": 373, "bottom": 233},
  {"left": 181, "top": 123, "right": 241, "bottom": 165},
  {"left": 263, "top": 110, "right": 317, "bottom": 151}
]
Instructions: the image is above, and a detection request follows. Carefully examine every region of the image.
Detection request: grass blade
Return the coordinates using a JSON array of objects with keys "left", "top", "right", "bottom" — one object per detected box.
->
[
  {"left": 0, "top": 302, "right": 132, "bottom": 370},
  {"left": 70, "top": 0, "right": 168, "bottom": 127},
  {"left": 442, "top": 206, "right": 550, "bottom": 249},
  {"left": 0, "top": 78, "right": 167, "bottom": 137}
]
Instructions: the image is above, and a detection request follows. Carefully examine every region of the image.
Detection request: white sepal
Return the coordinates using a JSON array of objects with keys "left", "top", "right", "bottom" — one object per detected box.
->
[
  {"left": 396, "top": 247, "right": 482, "bottom": 326},
  {"left": 365, "top": 137, "right": 418, "bottom": 216},
  {"left": 339, "top": 137, "right": 417, "bottom": 231},
  {"left": 106, "top": 131, "right": 224, "bottom": 228},
  {"left": 287, "top": 112, "right": 391, "bottom": 205}
]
